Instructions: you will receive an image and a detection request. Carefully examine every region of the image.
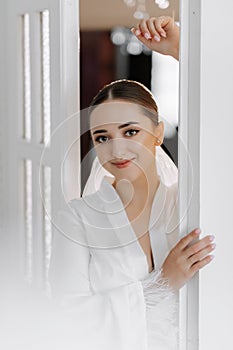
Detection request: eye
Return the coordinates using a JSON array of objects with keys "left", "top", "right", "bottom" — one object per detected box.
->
[
  {"left": 125, "top": 129, "right": 140, "bottom": 137},
  {"left": 94, "top": 129, "right": 140, "bottom": 143},
  {"left": 94, "top": 135, "right": 109, "bottom": 143}
]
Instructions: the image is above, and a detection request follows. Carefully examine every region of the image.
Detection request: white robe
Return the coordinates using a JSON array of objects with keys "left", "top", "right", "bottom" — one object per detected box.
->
[{"left": 48, "top": 175, "right": 179, "bottom": 350}]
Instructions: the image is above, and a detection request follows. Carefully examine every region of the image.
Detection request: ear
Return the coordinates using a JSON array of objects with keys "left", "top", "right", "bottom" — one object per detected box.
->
[{"left": 154, "top": 121, "right": 164, "bottom": 145}]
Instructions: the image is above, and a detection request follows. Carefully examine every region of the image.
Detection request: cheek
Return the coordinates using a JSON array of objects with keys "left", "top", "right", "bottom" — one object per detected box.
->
[
  {"left": 94, "top": 145, "right": 111, "bottom": 165},
  {"left": 131, "top": 138, "right": 155, "bottom": 158}
]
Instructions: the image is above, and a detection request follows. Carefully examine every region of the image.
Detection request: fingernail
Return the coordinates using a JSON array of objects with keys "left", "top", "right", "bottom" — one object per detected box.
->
[
  {"left": 144, "top": 33, "right": 151, "bottom": 40},
  {"left": 161, "top": 32, "right": 166, "bottom": 38},
  {"left": 135, "top": 29, "right": 141, "bottom": 36},
  {"left": 154, "top": 35, "right": 160, "bottom": 42},
  {"left": 211, "top": 243, "right": 216, "bottom": 249},
  {"left": 195, "top": 228, "right": 201, "bottom": 234},
  {"left": 209, "top": 255, "right": 215, "bottom": 261},
  {"left": 209, "top": 235, "right": 215, "bottom": 242}
]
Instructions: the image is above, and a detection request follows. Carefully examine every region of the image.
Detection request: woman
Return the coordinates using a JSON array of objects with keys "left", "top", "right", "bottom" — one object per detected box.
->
[{"left": 49, "top": 16, "right": 215, "bottom": 350}]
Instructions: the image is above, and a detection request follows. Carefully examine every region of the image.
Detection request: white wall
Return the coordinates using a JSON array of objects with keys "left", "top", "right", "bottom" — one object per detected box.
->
[{"left": 199, "top": 0, "right": 233, "bottom": 348}]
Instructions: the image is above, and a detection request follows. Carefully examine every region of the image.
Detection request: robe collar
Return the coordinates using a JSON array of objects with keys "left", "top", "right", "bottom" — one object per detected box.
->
[{"left": 97, "top": 175, "right": 168, "bottom": 248}]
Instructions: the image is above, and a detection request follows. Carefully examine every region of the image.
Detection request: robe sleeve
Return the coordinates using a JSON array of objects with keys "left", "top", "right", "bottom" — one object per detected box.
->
[
  {"left": 48, "top": 206, "right": 178, "bottom": 350},
  {"left": 141, "top": 269, "right": 179, "bottom": 349},
  {"left": 48, "top": 207, "right": 149, "bottom": 350}
]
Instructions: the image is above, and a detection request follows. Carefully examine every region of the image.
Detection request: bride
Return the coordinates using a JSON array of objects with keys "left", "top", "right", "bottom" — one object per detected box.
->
[{"left": 48, "top": 16, "right": 215, "bottom": 350}]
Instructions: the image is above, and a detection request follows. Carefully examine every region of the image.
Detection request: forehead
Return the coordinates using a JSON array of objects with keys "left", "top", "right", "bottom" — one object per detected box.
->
[{"left": 90, "top": 100, "right": 153, "bottom": 130}]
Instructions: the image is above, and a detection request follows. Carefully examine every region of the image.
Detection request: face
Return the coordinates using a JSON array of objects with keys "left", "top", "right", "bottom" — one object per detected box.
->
[{"left": 90, "top": 100, "right": 164, "bottom": 183}]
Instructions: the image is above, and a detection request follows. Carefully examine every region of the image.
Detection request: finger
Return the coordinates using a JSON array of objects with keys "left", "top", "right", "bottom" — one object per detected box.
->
[
  {"left": 188, "top": 243, "right": 216, "bottom": 265},
  {"left": 177, "top": 228, "right": 201, "bottom": 251},
  {"left": 154, "top": 17, "right": 168, "bottom": 38},
  {"left": 131, "top": 27, "right": 153, "bottom": 48},
  {"left": 184, "top": 235, "right": 215, "bottom": 257},
  {"left": 139, "top": 19, "right": 152, "bottom": 40},
  {"left": 131, "top": 27, "right": 141, "bottom": 37},
  {"left": 190, "top": 255, "right": 214, "bottom": 274},
  {"left": 147, "top": 18, "right": 161, "bottom": 42}
]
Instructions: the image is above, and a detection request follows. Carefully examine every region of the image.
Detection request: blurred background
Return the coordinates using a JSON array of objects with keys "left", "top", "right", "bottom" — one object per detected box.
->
[{"left": 79, "top": 0, "right": 179, "bottom": 192}]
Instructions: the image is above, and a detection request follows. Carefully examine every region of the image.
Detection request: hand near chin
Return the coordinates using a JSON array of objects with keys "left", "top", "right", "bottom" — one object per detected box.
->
[
  {"left": 131, "top": 15, "right": 179, "bottom": 60},
  {"left": 161, "top": 228, "right": 216, "bottom": 290}
]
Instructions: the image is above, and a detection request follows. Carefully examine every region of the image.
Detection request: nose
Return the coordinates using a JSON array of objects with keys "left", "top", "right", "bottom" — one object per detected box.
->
[{"left": 111, "top": 137, "right": 128, "bottom": 159}]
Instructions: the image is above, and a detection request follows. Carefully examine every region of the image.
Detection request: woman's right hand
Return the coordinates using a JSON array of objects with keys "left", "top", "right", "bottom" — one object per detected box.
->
[
  {"left": 161, "top": 228, "right": 216, "bottom": 290},
  {"left": 131, "top": 16, "right": 179, "bottom": 60}
]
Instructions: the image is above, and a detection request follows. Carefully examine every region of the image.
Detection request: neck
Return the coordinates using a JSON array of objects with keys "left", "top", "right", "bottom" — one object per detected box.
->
[{"left": 113, "top": 165, "right": 160, "bottom": 207}]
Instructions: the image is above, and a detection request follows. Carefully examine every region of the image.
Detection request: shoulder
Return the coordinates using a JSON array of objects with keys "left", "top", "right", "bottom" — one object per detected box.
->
[
  {"left": 162, "top": 181, "right": 179, "bottom": 237},
  {"left": 165, "top": 181, "right": 178, "bottom": 199},
  {"left": 68, "top": 189, "right": 104, "bottom": 217},
  {"left": 162, "top": 180, "right": 178, "bottom": 213},
  {"left": 65, "top": 190, "right": 108, "bottom": 237}
]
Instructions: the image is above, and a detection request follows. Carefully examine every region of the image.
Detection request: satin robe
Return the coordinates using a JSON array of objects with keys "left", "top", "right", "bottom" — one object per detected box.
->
[{"left": 48, "top": 175, "right": 179, "bottom": 350}]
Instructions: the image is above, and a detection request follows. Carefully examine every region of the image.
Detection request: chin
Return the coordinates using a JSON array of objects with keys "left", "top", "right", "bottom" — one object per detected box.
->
[{"left": 102, "top": 162, "right": 143, "bottom": 182}]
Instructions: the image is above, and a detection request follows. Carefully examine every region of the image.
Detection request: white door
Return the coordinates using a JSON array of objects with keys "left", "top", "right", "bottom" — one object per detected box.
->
[
  {"left": 0, "top": 0, "right": 80, "bottom": 292},
  {"left": 179, "top": 0, "right": 233, "bottom": 349}
]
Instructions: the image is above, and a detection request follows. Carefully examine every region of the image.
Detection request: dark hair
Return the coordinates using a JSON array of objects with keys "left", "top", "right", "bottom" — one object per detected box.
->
[{"left": 88, "top": 79, "right": 159, "bottom": 126}]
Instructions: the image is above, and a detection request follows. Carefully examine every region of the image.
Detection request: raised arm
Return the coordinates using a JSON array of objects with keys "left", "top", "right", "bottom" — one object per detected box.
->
[{"left": 131, "top": 16, "right": 179, "bottom": 60}]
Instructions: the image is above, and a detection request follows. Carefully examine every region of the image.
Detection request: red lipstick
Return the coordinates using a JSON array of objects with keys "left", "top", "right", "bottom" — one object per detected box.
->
[{"left": 111, "top": 158, "right": 135, "bottom": 169}]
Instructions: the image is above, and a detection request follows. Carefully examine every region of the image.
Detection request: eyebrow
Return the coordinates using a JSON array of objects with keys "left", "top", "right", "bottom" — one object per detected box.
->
[{"left": 92, "top": 121, "right": 140, "bottom": 135}]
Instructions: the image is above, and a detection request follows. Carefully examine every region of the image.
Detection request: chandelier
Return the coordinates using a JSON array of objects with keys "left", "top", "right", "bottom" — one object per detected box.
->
[
  {"left": 111, "top": 27, "right": 151, "bottom": 55},
  {"left": 123, "top": 0, "right": 170, "bottom": 19}
]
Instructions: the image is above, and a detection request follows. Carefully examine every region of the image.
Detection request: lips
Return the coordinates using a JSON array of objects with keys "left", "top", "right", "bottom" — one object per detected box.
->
[{"left": 111, "top": 158, "right": 135, "bottom": 168}]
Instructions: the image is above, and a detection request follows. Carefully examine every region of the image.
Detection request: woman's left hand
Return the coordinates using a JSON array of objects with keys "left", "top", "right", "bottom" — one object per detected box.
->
[{"left": 161, "top": 228, "right": 216, "bottom": 290}]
